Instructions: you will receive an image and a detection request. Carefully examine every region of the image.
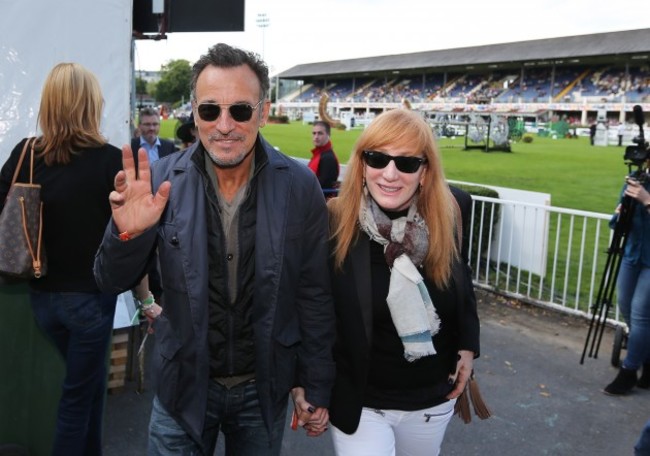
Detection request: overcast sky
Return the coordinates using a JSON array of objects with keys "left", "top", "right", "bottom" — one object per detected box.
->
[{"left": 134, "top": 0, "right": 649, "bottom": 76}]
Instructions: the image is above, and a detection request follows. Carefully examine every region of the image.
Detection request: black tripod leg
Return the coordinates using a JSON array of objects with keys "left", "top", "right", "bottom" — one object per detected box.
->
[{"left": 581, "top": 194, "right": 635, "bottom": 364}]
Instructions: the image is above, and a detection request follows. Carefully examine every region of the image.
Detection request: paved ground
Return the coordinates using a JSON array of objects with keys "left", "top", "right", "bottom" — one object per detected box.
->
[{"left": 103, "top": 289, "right": 649, "bottom": 455}]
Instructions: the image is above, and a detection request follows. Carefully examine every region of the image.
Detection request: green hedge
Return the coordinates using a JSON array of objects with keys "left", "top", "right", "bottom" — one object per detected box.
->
[{"left": 268, "top": 115, "right": 290, "bottom": 124}]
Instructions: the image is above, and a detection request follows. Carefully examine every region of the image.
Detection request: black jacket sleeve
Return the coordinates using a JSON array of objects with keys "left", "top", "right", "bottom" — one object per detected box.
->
[
  {"left": 449, "top": 185, "right": 480, "bottom": 357},
  {"left": 317, "top": 151, "right": 339, "bottom": 189}
]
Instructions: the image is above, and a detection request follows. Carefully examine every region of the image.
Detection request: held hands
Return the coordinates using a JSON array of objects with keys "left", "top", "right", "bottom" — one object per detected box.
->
[
  {"left": 290, "top": 387, "right": 329, "bottom": 437},
  {"left": 109, "top": 146, "right": 171, "bottom": 238},
  {"left": 446, "top": 350, "right": 474, "bottom": 400}
]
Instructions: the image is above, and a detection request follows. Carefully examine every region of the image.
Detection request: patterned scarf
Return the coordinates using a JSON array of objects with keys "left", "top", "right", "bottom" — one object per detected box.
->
[{"left": 359, "top": 193, "right": 440, "bottom": 361}]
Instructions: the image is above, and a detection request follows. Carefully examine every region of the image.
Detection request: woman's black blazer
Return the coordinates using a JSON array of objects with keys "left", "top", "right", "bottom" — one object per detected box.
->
[{"left": 328, "top": 186, "right": 480, "bottom": 434}]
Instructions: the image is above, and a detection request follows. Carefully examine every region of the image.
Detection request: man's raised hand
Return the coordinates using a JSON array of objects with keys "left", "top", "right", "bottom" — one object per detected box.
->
[{"left": 109, "top": 146, "right": 171, "bottom": 238}]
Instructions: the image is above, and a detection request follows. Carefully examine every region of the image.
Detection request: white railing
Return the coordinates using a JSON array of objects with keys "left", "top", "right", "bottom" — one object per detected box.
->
[{"left": 468, "top": 195, "right": 623, "bottom": 324}]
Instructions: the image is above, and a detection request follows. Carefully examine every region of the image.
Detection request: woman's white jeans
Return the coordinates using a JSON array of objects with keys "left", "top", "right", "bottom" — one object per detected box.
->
[{"left": 331, "top": 399, "right": 456, "bottom": 456}]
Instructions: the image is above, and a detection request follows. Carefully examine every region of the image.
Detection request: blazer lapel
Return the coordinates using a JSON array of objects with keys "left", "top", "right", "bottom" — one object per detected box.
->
[{"left": 350, "top": 234, "right": 373, "bottom": 345}]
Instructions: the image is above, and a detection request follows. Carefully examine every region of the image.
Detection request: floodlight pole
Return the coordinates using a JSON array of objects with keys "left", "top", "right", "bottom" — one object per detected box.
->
[
  {"left": 276, "top": 74, "right": 280, "bottom": 104},
  {"left": 256, "top": 13, "right": 269, "bottom": 60}
]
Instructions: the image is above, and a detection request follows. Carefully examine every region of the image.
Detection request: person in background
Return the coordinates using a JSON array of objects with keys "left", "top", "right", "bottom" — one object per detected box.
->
[
  {"left": 325, "top": 109, "right": 480, "bottom": 456},
  {"left": 131, "top": 107, "right": 178, "bottom": 304},
  {"left": 308, "top": 120, "right": 340, "bottom": 192},
  {"left": 176, "top": 112, "right": 197, "bottom": 149},
  {"left": 618, "top": 122, "right": 626, "bottom": 147},
  {"left": 604, "top": 172, "right": 650, "bottom": 395},
  {"left": 0, "top": 62, "right": 122, "bottom": 455},
  {"left": 131, "top": 107, "right": 178, "bottom": 169},
  {"left": 94, "top": 43, "right": 334, "bottom": 455},
  {"left": 589, "top": 121, "right": 598, "bottom": 146}
]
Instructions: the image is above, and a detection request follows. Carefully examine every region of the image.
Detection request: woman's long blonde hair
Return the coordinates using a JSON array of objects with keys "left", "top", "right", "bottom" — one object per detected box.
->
[
  {"left": 36, "top": 62, "right": 107, "bottom": 165},
  {"left": 330, "top": 109, "right": 458, "bottom": 288}
]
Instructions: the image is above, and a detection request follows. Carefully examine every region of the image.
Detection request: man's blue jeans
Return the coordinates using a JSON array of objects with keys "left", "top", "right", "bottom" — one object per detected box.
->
[
  {"left": 148, "top": 379, "right": 287, "bottom": 455},
  {"left": 30, "top": 290, "right": 117, "bottom": 456},
  {"left": 617, "top": 259, "right": 650, "bottom": 370}
]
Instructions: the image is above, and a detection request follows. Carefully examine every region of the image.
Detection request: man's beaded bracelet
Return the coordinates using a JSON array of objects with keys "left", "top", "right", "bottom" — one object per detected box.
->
[{"left": 139, "top": 292, "right": 156, "bottom": 313}]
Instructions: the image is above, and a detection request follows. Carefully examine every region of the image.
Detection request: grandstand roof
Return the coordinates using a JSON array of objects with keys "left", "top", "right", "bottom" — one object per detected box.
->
[{"left": 277, "top": 28, "right": 650, "bottom": 79}]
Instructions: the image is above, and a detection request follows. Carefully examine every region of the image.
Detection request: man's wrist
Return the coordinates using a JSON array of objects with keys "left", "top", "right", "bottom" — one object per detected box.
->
[{"left": 118, "top": 229, "right": 143, "bottom": 241}]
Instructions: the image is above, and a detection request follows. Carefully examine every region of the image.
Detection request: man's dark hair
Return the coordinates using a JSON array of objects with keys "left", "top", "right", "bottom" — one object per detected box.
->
[
  {"left": 139, "top": 107, "right": 160, "bottom": 119},
  {"left": 313, "top": 120, "right": 331, "bottom": 135},
  {"left": 191, "top": 43, "right": 270, "bottom": 102}
]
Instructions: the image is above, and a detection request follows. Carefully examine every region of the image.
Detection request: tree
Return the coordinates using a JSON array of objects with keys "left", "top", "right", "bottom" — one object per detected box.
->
[
  {"left": 154, "top": 59, "right": 192, "bottom": 104},
  {"left": 135, "top": 77, "right": 148, "bottom": 95}
]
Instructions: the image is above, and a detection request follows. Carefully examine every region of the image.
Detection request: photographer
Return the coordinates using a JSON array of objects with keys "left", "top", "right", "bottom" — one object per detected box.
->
[{"left": 603, "top": 168, "right": 650, "bottom": 395}]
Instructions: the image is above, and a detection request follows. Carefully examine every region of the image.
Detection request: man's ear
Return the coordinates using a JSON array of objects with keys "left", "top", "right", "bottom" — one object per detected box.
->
[{"left": 260, "top": 100, "right": 271, "bottom": 125}]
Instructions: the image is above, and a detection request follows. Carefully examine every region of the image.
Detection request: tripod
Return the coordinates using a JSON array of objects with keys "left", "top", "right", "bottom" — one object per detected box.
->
[
  {"left": 580, "top": 190, "right": 635, "bottom": 364},
  {"left": 582, "top": 104, "right": 649, "bottom": 364}
]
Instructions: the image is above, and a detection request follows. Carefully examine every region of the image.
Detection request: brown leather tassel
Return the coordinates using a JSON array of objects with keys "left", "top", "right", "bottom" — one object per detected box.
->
[
  {"left": 454, "top": 384, "right": 472, "bottom": 423},
  {"left": 468, "top": 372, "right": 492, "bottom": 420}
]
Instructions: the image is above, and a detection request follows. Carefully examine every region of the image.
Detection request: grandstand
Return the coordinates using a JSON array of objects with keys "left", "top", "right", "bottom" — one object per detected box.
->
[{"left": 275, "top": 28, "right": 650, "bottom": 125}]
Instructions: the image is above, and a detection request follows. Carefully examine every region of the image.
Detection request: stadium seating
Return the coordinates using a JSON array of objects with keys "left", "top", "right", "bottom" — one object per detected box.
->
[{"left": 283, "top": 65, "right": 649, "bottom": 110}]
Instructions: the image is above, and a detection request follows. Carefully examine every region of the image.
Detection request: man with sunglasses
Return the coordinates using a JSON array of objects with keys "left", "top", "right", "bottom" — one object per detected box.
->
[{"left": 95, "top": 43, "right": 334, "bottom": 455}]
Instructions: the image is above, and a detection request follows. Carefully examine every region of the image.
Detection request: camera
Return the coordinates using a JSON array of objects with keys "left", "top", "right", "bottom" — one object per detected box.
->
[
  {"left": 624, "top": 139, "right": 650, "bottom": 167},
  {"left": 623, "top": 105, "right": 649, "bottom": 175}
]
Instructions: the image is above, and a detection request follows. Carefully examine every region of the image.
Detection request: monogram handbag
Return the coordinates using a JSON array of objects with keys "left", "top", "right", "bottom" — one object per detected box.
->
[{"left": 0, "top": 138, "right": 47, "bottom": 279}]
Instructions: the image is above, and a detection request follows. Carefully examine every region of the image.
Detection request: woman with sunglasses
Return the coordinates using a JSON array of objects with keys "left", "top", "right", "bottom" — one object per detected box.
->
[{"left": 326, "top": 108, "right": 480, "bottom": 455}]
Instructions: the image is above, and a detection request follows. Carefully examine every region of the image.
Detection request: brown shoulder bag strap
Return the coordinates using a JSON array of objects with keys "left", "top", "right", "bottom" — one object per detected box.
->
[{"left": 9, "top": 138, "right": 34, "bottom": 187}]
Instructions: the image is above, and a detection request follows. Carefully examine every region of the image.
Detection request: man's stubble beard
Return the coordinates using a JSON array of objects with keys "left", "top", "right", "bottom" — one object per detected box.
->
[{"left": 205, "top": 143, "right": 255, "bottom": 169}]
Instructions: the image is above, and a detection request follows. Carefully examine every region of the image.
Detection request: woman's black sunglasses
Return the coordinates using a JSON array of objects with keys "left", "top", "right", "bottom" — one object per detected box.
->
[
  {"left": 196, "top": 100, "right": 263, "bottom": 123},
  {"left": 362, "top": 150, "right": 427, "bottom": 173}
]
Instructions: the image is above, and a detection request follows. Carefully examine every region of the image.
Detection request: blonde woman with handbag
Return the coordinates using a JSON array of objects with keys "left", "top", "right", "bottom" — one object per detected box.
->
[{"left": 0, "top": 63, "right": 122, "bottom": 455}]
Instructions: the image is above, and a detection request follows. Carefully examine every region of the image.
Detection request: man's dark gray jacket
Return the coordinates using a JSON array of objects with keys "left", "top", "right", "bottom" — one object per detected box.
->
[{"left": 95, "top": 136, "right": 335, "bottom": 446}]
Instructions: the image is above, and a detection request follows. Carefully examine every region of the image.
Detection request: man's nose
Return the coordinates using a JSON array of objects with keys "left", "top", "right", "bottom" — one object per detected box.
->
[{"left": 214, "top": 111, "right": 236, "bottom": 133}]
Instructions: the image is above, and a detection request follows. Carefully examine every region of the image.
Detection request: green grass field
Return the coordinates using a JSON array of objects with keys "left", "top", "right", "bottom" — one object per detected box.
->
[{"left": 162, "top": 119, "right": 630, "bottom": 214}]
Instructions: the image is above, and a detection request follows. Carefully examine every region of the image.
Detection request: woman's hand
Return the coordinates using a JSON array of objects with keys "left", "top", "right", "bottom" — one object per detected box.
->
[
  {"left": 624, "top": 178, "right": 650, "bottom": 206},
  {"left": 446, "top": 350, "right": 474, "bottom": 400},
  {"left": 291, "top": 387, "right": 329, "bottom": 437}
]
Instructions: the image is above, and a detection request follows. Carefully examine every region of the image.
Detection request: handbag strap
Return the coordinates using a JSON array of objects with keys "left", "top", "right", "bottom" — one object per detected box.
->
[
  {"left": 10, "top": 138, "right": 35, "bottom": 187},
  {"left": 29, "top": 139, "right": 36, "bottom": 184}
]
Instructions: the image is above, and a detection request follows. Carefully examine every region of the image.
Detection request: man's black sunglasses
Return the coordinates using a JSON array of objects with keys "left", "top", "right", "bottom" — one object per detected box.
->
[
  {"left": 196, "top": 100, "right": 263, "bottom": 123},
  {"left": 362, "top": 150, "right": 427, "bottom": 173}
]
